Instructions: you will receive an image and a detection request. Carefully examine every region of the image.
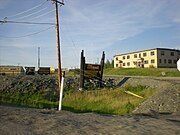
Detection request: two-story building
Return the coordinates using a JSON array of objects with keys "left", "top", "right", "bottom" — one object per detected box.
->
[{"left": 114, "top": 48, "right": 180, "bottom": 68}]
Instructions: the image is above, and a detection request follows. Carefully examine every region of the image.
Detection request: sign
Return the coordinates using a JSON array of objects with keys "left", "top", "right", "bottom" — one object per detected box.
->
[
  {"left": 85, "top": 64, "right": 101, "bottom": 71},
  {"left": 84, "top": 64, "right": 101, "bottom": 79},
  {"left": 79, "top": 50, "right": 105, "bottom": 89},
  {"left": 177, "top": 59, "right": 180, "bottom": 71}
]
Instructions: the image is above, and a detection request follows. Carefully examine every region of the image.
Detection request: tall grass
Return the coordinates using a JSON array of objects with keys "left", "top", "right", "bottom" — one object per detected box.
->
[{"left": 63, "top": 85, "right": 154, "bottom": 115}]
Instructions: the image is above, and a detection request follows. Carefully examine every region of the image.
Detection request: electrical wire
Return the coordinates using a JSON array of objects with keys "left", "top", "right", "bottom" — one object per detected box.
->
[
  {"left": 61, "top": 21, "right": 106, "bottom": 82},
  {"left": 14, "top": 7, "right": 48, "bottom": 21},
  {"left": 0, "top": 20, "right": 55, "bottom": 25},
  {"left": 28, "top": 9, "right": 56, "bottom": 21},
  {"left": 0, "top": 26, "right": 55, "bottom": 38},
  {"left": 61, "top": 21, "right": 80, "bottom": 59},
  {"left": 7, "top": 1, "right": 48, "bottom": 19}
]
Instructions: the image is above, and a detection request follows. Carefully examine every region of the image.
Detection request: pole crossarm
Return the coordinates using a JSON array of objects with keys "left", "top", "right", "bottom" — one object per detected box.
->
[{"left": 51, "top": 0, "right": 65, "bottom": 6}]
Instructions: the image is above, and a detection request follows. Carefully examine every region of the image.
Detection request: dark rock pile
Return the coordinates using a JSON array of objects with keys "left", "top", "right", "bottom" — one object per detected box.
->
[{"left": 0, "top": 75, "right": 57, "bottom": 93}]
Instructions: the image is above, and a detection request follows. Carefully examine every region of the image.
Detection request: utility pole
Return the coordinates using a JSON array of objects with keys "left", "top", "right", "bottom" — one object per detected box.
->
[
  {"left": 38, "top": 47, "right": 40, "bottom": 68},
  {"left": 51, "top": 0, "right": 64, "bottom": 93}
]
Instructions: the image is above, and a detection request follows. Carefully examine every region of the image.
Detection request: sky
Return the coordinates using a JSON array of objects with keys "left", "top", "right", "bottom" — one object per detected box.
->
[{"left": 0, "top": 0, "right": 180, "bottom": 68}]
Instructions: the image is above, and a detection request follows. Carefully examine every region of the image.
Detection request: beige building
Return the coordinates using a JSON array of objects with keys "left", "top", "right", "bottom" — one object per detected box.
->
[
  {"left": 114, "top": 48, "right": 180, "bottom": 68},
  {"left": 0, "top": 66, "right": 25, "bottom": 75}
]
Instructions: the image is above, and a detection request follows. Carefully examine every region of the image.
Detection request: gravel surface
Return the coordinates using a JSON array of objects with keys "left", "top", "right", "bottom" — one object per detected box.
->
[
  {"left": 133, "top": 83, "right": 180, "bottom": 114},
  {"left": 0, "top": 105, "right": 180, "bottom": 135},
  {"left": 108, "top": 76, "right": 180, "bottom": 114},
  {"left": 122, "top": 77, "right": 180, "bottom": 114},
  {"left": 0, "top": 75, "right": 57, "bottom": 93}
]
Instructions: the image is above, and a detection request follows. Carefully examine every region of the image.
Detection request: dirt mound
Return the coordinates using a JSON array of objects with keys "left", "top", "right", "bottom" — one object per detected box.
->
[{"left": 133, "top": 84, "right": 180, "bottom": 114}]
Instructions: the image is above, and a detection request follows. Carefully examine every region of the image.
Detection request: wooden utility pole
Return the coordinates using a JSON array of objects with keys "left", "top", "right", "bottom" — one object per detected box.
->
[{"left": 52, "top": 0, "right": 64, "bottom": 93}]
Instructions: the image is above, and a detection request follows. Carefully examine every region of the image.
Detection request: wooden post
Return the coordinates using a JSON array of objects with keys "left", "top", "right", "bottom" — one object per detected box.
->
[
  {"left": 100, "top": 51, "right": 105, "bottom": 87},
  {"left": 58, "top": 71, "right": 65, "bottom": 111},
  {"left": 54, "top": 0, "right": 64, "bottom": 95},
  {"left": 79, "top": 50, "right": 85, "bottom": 90}
]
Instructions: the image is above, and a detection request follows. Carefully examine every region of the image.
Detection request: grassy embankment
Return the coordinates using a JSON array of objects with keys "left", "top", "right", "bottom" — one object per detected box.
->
[
  {"left": 0, "top": 85, "right": 155, "bottom": 115},
  {"left": 104, "top": 68, "right": 180, "bottom": 77}
]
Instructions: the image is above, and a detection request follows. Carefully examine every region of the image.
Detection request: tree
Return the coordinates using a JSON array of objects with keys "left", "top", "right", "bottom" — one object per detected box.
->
[{"left": 104, "top": 59, "right": 114, "bottom": 69}]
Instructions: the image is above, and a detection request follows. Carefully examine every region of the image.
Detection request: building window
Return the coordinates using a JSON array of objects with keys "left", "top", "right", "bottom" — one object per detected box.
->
[
  {"left": 150, "top": 51, "right": 154, "bottom": 56},
  {"left": 116, "top": 57, "right": 118, "bottom": 60},
  {"left": 139, "top": 53, "right": 141, "bottom": 58},
  {"left": 123, "top": 63, "right": 125, "bottom": 66},
  {"left": 133, "top": 61, "right": 137, "bottom": 65},
  {"left": 123, "top": 56, "right": 125, "bottom": 59},
  {"left": 127, "top": 62, "right": 130, "bottom": 66},
  {"left": 174, "top": 60, "right": 177, "bottom": 64},
  {"left": 144, "top": 60, "right": 148, "bottom": 64},
  {"left": 164, "top": 59, "right": 167, "bottom": 63},
  {"left": 170, "top": 52, "right": 174, "bottom": 56},
  {"left": 134, "top": 54, "right": 137, "bottom": 58},
  {"left": 161, "top": 51, "right": 164, "bottom": 56},
  {"left": 116, "top": 64, "right": 118, "bottom": 67},
  {"left": 143, "top": 53, "right": 147, "bottom": 57},
  {"left": 168, "top": 59, "right": 172, "bottom": 64},
  {"left": 127, "top": 55, "right": 130, "bottom": 59},
  {"left": 119, "top": 60, "right": 123, "bottom": 63},
  {"left": 159, "top": 59, "right": 161, "bottom": 63},
  {"left": 151, "top": 59, "right": 155, "bottom": 63}
]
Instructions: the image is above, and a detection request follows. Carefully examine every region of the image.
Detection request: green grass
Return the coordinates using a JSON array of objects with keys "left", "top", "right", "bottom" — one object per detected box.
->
[
  {"left": 0, "top": 85, "right": 155, "bottom": 115},
  {"left": 0, "top": 92, "right": 58, "bottom": 109},
  {"left": 62, "top": 85, "right": 155, "bottom": 115},
  {"left": 104, "top": 68, "right": 180, "bottom": 77}
]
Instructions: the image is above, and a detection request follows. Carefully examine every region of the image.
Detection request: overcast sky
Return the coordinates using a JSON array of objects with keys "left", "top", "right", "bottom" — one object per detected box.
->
[{"left": 0, "top": 0, "right": 180, "bottom": 68}]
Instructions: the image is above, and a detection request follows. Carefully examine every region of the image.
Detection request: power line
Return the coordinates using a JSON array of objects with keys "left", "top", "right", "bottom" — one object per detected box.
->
[
  {"left": 0, "top": 26, "right": 55, "bottom": 38},
  {"left": 7, "top": 1, "right": 48, "bottom": 19},
  {"left": 14, "top": 7, "right": 48, "bottom": 21},
  {"left": 0, "top": 20, "right": 55, "bottom": 25},
  {"left": 28, "top": 9, "right": 56, "bottom": 21}
]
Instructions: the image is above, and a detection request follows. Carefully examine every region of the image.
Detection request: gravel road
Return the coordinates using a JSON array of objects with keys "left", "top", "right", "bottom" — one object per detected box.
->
[{"left": 0, "top": 105, "right": 180, "bottom": 135}]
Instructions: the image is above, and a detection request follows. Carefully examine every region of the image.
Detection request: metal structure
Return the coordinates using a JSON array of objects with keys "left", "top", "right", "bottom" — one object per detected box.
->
[
  {"left": 38, "top": 67, "right": 50, "bottom": 75},
  {"left": 79, "top": 50, "right": 105, "bottom": 90},
  {"left": 38, "top": 47, "right": 40, "bottom": 68},
  {"left": 25, "top": 67, "right": 35, "bottom": 75}
]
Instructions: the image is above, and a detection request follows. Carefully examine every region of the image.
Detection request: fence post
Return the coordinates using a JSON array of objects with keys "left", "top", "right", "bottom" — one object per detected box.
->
[
  {"left": 79, "top": 50, "right": 85, "bottom": 90},
  {"left": 58, "top": 71, "right": 65, "bottom": 111},
  {"left": 100, "top": 51, "right": 105, "bottom": 87}
]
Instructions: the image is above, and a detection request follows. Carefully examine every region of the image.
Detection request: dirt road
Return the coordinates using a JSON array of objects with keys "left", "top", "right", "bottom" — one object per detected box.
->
[{"left": 0, "top": 105, "right": 179, "bottom": 135}]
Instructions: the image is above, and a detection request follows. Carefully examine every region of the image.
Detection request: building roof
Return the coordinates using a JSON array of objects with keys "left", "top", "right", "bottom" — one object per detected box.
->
[
  {"left": 114, "top": 48, "right": 180, "bottom": 57},
  {"left": 0, "top": 65, "right": 23, "bottom": 68}
]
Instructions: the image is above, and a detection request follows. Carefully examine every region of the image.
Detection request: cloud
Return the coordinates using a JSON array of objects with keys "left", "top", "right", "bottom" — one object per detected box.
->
[
  {"left": 1, "top": 0, "right": 180, "bottom": 68},
  {"left": 62, "top": 0, "right": 177, "bottom": 48},
  {"left": 57, "top": 0, "right": 180, "bottom": 67}
]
